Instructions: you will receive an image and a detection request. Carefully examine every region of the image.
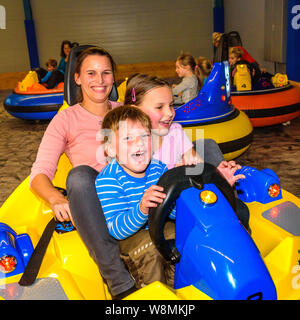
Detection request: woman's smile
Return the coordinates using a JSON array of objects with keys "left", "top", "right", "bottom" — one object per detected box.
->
[{"left": 75, "top": 55, "right": 114, "bottom": 104}]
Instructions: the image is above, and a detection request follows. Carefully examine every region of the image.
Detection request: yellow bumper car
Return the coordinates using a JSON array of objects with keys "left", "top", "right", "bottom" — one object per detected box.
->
[
  {"left": 1, "top": 156, "right": 300, "bottom": 300},
  {"left": 1, "top": 46, "right": 299, "bottom": 300}
]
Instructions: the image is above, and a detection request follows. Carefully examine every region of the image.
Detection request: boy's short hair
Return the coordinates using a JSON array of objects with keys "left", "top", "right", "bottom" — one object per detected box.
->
[
  {"left": 101, "top": 105, "right": 152, "bottom": 144},
  {"left": 46, "top": 58, "right": 57, "bottom": 68}
]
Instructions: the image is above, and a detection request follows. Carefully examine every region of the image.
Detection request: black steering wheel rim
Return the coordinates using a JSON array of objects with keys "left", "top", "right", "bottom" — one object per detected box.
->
[{"left": 148, "top": 162, "right": 236, "bottom": 263}]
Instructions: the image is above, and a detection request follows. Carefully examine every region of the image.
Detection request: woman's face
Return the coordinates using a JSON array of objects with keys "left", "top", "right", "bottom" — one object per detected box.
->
[
  {"left": 75, "top": 55, "right": 114, "bottom": 105},
  {"left": 63, "top": 44, "right": 71, "bottom": 57},
  {"left": 137, "top": 86, "right": 175, "bottom": 137}
]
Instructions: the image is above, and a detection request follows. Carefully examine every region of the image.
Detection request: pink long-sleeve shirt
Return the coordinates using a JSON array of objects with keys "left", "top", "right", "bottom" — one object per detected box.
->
[
  {"left": 30, "top": 103, "right": 193, "bottom": 184},
  {"left": 153, "top": 123, "right": 193, "bottom": 169},
  {"left": 30, "top": 102, "right": 120, "bottom": 184}
]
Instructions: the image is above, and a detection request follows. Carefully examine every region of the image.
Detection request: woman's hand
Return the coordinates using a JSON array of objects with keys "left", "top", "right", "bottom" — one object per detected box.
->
[
  {"left": 49, "top": 194, "right": 74, "bottom": 225},
  {"left": 30, "top": 174, "right": 74, "bottom": 225},
  {"left": 217, "top": 160, "right": 245, "bottom": 186},
  {"left": 140, "top": 185, "right": 166, "bottom": 215}
]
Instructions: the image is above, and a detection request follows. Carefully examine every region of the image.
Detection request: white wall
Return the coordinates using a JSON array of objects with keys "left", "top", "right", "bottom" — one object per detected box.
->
[
  {"left": 224, "top": 0, "right": 275, "bottom": 73},
  {"left": 0, "top": 0, "right": 30, "bottom": 73},
  {"left": 0, "top": 0, "right": 214, "bottom": 74},
  {"left": 1, "top": 0, "right": 279, "bottom": 75},
  {"left": 30, "top": 0, "right": 214, "bottom": 69}
]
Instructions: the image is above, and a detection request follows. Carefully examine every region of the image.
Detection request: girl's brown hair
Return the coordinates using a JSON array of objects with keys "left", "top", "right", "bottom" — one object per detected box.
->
[
  {"left": 124, "top": 73, "right": 170, "bottom": 106},
  {"left": 195, "top": 56, "right": 213, "bottom": 88},
  {"left": 75, "top": 47, "right": 117, "bottom": 103},
  {"left": 176, "top": 52, "right": 197, "bottom": 71},
  {"left": 176, "top": 52, "right": 201, "bottom": 87}
]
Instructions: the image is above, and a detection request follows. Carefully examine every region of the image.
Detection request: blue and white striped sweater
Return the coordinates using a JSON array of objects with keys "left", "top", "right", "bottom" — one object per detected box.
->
[{"left": 95, "top": 158, "right": 176, "bottom": 240}]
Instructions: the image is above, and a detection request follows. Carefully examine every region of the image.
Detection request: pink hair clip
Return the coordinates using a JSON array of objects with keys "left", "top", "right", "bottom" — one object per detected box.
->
[{"left": 131, "top": 87, "right": 136, "bottom": 102}]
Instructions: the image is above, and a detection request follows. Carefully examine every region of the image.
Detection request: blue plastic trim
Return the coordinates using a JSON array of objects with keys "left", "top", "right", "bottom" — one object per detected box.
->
[
  {"left": 173, "top": 62, "right": 233, "bottom": 125},
  {"left": 22, "top": 0, "right": 39, "bottom": 68},
  {"left": 4, "top": 92, "right": 63, "bottom": 107},
  {"left": 234, "top": 166, "right": 282, "bottom": 204},
  {"left": 7, "top": 111, "right": 58, "bottom": 120},
  {"left": 174, "top": 185, "right": 277, "bottom": 300},
  {"left": 213, "top": 6, "right": 224, "bottom": 33},
  {"left": 286, "top": 0, "right": 300, "bottom": 82},
  {"left": 0, "top": 223, "right": 34, "bottom": 278}
]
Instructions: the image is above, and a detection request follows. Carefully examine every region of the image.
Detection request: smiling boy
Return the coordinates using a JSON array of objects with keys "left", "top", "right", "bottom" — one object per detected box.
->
[{"left": 95, "top": 105, "right": 176, "bottom": 288}]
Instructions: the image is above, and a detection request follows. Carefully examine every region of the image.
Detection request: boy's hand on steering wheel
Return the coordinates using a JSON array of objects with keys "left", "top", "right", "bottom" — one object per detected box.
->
[{"left": 140, "top": 185, "right": 166, "bottom": 215}]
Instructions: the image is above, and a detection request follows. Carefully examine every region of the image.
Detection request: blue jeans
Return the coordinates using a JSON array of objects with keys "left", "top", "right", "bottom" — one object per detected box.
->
[{"left": 66, "top": 165, "right": 135, "bottom": 296}]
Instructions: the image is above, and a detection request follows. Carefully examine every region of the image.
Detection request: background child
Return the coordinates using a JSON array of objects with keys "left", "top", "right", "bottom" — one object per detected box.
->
[
  {"left": 40, "top": 58, "right": 57, "bottom": 83},
  {"left": 229, "top": 47, "right": 266, "bottom": 89},
  {"left": 37, "top": 58, "right": 64, "bottom": 89},
  {"left": 228, "top": 47, "right": 244, "bottom": 74},
  {"left": 195, "top": 56, "right": 213, "bottom": 88},
  {"left": 228, "top": 46, "right": 252, "bottom": 90},
  {"left": 96, "top": 105, "right": 176, "bottom": 288},
  {"left": 172, "top": 52, "right": 199, "bottom": 105}
]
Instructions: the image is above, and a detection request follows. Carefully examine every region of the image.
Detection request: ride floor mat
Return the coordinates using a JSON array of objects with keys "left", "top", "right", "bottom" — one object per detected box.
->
[
  {"left": 0, "top": 277, "right": 68, "bottom": 300},
  {"left": 262, "top": 201, "right": 300, "bottom": 236}
]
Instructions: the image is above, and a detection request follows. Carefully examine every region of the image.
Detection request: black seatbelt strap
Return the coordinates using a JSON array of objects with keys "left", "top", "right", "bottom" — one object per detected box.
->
[{"left": 19, "top": 218, "right": 57, "bottom": 286}]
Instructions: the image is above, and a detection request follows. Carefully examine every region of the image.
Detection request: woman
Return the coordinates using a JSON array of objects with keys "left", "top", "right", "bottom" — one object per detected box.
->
[
  {"left": 57, "top": 40, "right": 72, "bottom": 75},
  {"left": 35, "top": 40, "right": 72, "bottom": 89},
  {"left": 30, "top": 47, "right": 136, "bottom": 300}
]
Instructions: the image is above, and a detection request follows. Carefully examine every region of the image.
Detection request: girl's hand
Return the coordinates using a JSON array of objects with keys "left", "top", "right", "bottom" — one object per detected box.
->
[
  {"left": 217, "top": 160, "right": 245, "bottom": 186},
  {"left": 140, "top": 185, "right": 166, "bottom": 215},
  {"left": 175, "top": 149, "right": 203, "bottom": 167}
]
